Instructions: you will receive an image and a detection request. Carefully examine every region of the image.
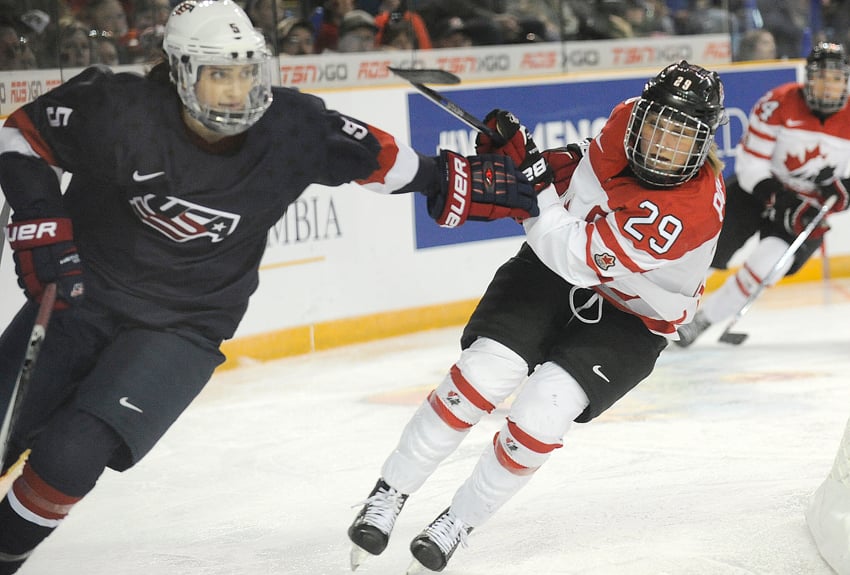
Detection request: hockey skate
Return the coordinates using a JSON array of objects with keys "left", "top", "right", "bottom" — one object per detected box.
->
[
  {"left": 407, "top": 508, "right": 472, "bottom": 573},
  {"left": 347, "top": 478, "right": 408, "bottom": 570},
  {"left": 674, "top": 311, "right": 711, "bottom": 347}
]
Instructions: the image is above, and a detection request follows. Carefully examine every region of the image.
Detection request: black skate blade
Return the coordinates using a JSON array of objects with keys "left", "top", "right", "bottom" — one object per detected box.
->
[
  {"left": 388, "top": 67, "right": 461, "bottom": 85},
  {"left": 718, "top": 330, "right": 748, "bottom": 345}
]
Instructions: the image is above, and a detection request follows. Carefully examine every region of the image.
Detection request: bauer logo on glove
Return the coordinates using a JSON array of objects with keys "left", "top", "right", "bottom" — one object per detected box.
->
[{"left": 429, "top": 150, "right": 538, "bottom": 228}]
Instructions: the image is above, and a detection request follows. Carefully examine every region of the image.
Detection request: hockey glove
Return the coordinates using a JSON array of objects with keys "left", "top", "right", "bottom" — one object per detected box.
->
[
  {"left": 542, "top": 142, "right": 586, "bottom": 195},
  {"left": 475, "top": 109, "right": 553, "bottom": 192},
  {"left": 767, "top": 190, "right": 829, "bottom": 240},
  {"left": 818, "top": 179, "right": 850, "bottom": 214},
  {"left": 429, "top": 150, "right": 538, "bottom": 228},
  {"left": 7, "top": 217, "right": 85, "bottom": 309}
]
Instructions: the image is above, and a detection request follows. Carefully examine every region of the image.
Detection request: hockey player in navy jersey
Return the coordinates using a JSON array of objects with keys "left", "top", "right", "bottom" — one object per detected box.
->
[
  {"left": 0, "top": 0, "right": 538, "bottom": 571},
  {"left": 676, "top": 42, "right": 850, "bottom": 347},
  {"left": 348, "top": 61, "right": 728, "bottom": 573}
]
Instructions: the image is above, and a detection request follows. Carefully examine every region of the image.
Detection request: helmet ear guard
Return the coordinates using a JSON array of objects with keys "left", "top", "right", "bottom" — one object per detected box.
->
[
  {"left": 804, "top": 42, "right": 850, "bottom": 116},
  {"left": 163, "top": 0, "right": 273, "bottom": 135},
  {"left": 625, "top": 60, "right": 727, "bottom": 187}
]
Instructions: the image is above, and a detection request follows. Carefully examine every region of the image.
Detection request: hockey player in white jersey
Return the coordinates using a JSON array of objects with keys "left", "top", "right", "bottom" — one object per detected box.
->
[
  {"left": 347, "top": 61, "right": 728, "bottom": 572},
  {"left": 677, "top": 42, "right": 850, "bottom": 346}
]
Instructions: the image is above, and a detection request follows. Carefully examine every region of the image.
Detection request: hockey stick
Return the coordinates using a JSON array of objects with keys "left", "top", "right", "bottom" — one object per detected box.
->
[
  {"left": 0, "top": 283, "right": 58, "bottom": 467},
  {"left": 0, "top": 201, "right": 10, "bottom": 267},
  {"left": 388, "top": 67, "right": 506, "bottom": 146},
  {"left": 718, "top": 195, "right": 837, "bottom": 345}
]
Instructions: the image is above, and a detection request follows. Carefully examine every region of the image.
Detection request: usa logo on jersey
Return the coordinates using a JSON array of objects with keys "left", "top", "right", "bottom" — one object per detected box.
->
[{"left": 129, "top": 194, "right": 240, "bottom": 243}]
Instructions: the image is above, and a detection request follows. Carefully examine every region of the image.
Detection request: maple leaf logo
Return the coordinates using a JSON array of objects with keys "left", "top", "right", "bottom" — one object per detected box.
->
[
  {"left": 784, "top": 145, "right": 822, "bottom": 174},
  {"left": 594, "top": 252, "right": 616, "bottom": 270}
]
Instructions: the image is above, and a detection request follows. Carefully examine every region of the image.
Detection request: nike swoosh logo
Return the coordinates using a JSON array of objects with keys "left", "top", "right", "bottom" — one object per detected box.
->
[
  {"left": 119, "top": 396, "right": 144, "bottom": 413},
  {"left": 592, "top": 364, "right": 610, "bottom": 383},
  {"left": 132, "top": 170, "right": 165, "bottom": 182}
]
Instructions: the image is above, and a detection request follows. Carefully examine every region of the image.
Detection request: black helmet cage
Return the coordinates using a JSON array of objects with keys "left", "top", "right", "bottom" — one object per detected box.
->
[
  {"left": 804, "top": 42, "right": 850, "bottom": 115},
  {"left": 625, "top": 60, "right": 727, "bottom": 187}
]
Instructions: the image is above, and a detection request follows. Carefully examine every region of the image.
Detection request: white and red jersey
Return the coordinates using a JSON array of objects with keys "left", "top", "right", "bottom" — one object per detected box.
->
[
  {"left": 524, "top": 99, "right": 725, "bottom": 337},
  {"left": 737, "top": 82, "right": 850, "bottom": 199}
]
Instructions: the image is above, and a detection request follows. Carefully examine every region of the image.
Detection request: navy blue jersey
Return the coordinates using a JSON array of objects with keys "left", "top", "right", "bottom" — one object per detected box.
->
[{"left": 0, "top": 66, "right": 439, "bottom": 341}]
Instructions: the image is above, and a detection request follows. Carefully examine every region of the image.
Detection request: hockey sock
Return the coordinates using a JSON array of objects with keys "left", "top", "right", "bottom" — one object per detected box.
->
[
  {"left": 381, "top": 338, "right": 527, "bottom": 494},
  {"left": 0, "top": 465, "right": 82, "bottom": 574}
]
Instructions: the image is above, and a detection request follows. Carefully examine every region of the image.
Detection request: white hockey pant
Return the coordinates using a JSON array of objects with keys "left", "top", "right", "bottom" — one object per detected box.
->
[
  {"left": 701, "top": 236, "right": 792, "bottom": 324},
  {"left": 451, "top": 361, "right": 589, "bottom": 527},
  {"left": 381, "top": 337, "right": 528, "bottom": 494}
]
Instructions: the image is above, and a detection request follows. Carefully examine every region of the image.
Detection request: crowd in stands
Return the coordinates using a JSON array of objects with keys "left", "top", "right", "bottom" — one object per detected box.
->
[{"left": 1, "top": 0, "right": 849, "bottom": 70}]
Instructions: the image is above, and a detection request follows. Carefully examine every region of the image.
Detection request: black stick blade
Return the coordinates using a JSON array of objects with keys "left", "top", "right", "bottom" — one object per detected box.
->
[
  {"left": 388, "top": 67, "right": 461, "bottom": 85},
  {"left": 718, "top": 331, "right": 748, "bottom": 345}
]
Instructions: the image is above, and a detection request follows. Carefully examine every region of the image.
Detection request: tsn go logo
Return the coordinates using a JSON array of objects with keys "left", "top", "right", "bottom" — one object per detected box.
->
[{"left": 561, "top": 49, "right": 601, "bottom": 68}]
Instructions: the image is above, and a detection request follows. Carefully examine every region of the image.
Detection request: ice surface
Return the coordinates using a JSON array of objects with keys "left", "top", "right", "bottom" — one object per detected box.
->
[{"left": 15, "top": 279, "right": 850, "bottom": 574}]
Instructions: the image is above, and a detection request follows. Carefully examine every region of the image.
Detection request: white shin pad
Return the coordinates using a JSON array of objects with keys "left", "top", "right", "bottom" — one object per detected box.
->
[
  {"left": 451, "top": 362, "right": 589, "bottom": 527},
  {"left": 381, "top": 338, "right": 527, "bottom": 495}
]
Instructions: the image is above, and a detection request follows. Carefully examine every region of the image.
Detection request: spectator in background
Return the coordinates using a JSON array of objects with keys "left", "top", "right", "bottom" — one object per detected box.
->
[
  {"left": 56, "top": 18, "right": 93, "bottom": 68},
  {"left": 735, "top": 28, "right": 777, "bottom": 60},
  {"left": 133, "top": 0, "right": 171, "bottom": 32},
  {"left": 504, "top": 0, "right": 563, "bottom": 41},
  {"left": 374, "top": 0, "right": 431, "bottom": 49},
  {"left": 79, "top": 0, "right": 129, "bottom": 39},
  {"left": 379, "top": 16, "right": 416, "bottom": 50},
  {"left": 673, "top": 0, "right": 735, "bottom": 36},
  {"left": 0, "top": 16, "right": 38, "bottom": 70},
  {"left": 91, "top": 29, "right": 120, "bottom": 65},
  {"left": 430, "top": 16, "right": 473, "bottom": 48},
  {"left": 314, "top": 0, "right": 356, "bottom": 53},
  {"left": 245, "top": 0, "right": 293, "bottom": 54},
  {"left": 757, "top": 0, "right": 808, "bottom": 58},
  {"left": 277, "top": 16, "right": 315, "bottom": 55},
  {"left": 337, "top": 9, "right": 378, "bottom": 52},
  {"left": 78, "top": 0, "right": 133, "bottom": 62},
  {"left": 820, "top": 0, "right": 850, "bottom": 48},
  {"left": 418, "top": 0, "right": 520, "bottom": 45}
]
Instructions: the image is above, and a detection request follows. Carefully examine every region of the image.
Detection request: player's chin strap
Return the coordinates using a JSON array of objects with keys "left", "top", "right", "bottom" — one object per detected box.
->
[{"left": 569, "top": 286, "right": 602, "bottom": 324}]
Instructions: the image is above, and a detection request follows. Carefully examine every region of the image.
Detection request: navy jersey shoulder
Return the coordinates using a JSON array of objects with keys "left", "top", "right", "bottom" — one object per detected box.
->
[{"left": 11, "top": 66, "right": 400, "bottom": 341}]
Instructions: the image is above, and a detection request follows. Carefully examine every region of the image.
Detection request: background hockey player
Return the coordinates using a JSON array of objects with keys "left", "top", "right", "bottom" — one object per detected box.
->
[
  {"left": 0, "top": 0, "right": 539, "bottom": 572},
  {"left": 676, "top": 42, "right": 850, "bottom": 347},
  {"left": 347, "top": 61, "right": 728, "bottom": 573}
]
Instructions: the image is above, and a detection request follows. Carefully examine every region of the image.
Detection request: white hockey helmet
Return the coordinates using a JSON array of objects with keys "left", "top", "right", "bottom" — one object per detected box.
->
[{"left": 163, "top": 0, "right": 273, "bottom": 135}]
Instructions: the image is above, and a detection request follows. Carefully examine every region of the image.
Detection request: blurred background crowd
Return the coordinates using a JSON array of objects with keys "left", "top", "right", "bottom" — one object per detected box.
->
[{"left": 1, "top": 0, "right": 848, "bottom": 71}]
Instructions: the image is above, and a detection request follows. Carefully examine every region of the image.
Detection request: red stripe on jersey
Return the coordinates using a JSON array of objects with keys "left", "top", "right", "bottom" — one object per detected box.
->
[
  {"left": 450, "top": 364, "right": 496, "bottom": 413},
  {"left": 13, "top": 465, "right": 81, "bottom": 521},
  {"left": 596, "top": 288, "right": 682, "bottom": 335},
  {"left": 594, "top": 218, "right": 642, "bottom": 273},
  {"left": 5, "top": 109, "right": 59, "bottom": 166},
  {"left": 746, "top": 122, "right": 776, "bottom": 144},
  {"left": 492, "top": 432, "right": 536, "bottom": 476},
  {"left": 740, "top": 143, "right": 772, "bottom": 161},
  {"left": 428, "top": 390, "right": 472, "bottom": 431},
  {"left": 506, "top": 419, "right": 561, "bottom": 453},
  {"left": 356, "top": 125, "right": 399, "bottom": 186}
]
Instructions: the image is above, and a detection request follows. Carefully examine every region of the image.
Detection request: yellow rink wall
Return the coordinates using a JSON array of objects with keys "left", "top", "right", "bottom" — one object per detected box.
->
[{"left": 219, "top": 254, "right": 850, "bottom": 371}]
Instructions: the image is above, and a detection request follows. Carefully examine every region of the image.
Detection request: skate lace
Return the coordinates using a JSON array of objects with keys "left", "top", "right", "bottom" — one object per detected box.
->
[
  {"left": 354, "top": 486, "right": 405, "bottom": 532},
  {"left": 424, "top": 511, "right": 470, "bottom": 554}
]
